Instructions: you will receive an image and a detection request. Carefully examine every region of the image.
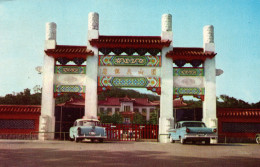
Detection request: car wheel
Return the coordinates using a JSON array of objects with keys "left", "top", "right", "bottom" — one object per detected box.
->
[
  {"left": 75, "top": 137, "right": 80, "bottom": 143},
  {"left": 205, "top": 139, "right": 210, "bottom": 145},
  {"left": 99, "top": 139, "right": 104, "bottom": 143},
  {"left": 69, "top": 136, "right": 74, "bottom": 141},
  {"left": 256, "top": 136, "right": 260, "bottom": 144},
  {"left": 180, "top": 138, "right": 186, "bottom": 144},
  {"left": 170, "top": 136, "right": 175, "bottom": 143}
]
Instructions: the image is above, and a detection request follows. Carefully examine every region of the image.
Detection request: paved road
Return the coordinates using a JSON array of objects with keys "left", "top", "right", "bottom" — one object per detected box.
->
[{"left": 0, "top": 140, "right": 259, "bottom": 167}]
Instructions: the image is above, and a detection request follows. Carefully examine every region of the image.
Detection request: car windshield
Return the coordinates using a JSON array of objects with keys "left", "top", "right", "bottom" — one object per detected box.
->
[
  {"left": 182, "top": 122, "right": 206, "bottom": 127},
  {"left": 78, "top": 121, "right": 98, "bottom": 126}
]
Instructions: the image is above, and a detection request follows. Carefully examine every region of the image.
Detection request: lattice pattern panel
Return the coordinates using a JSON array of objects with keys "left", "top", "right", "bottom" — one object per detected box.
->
[
  {"left": 0, "top": 119, "right": 35, "bottom": 129},
  {"left": 173, "top": 68, "right": 204, "bottom": 76},
  {"left": 99, "top": 55, "right": 161, "bottom": 67},
  {"left": 55, "top": 66, "right": 86, "bottom": 74},
  {"left": 174, "top": 87, "right": 205, "bottom": 95},
  {"left": 54, "top": 85, "right": 85, "bottom": 93},
  {"left": 222, "top": 122, "right": 260, "bottom": 133},
  {"left": 98, "top": 77, "right": 160, "bottom": 87}
]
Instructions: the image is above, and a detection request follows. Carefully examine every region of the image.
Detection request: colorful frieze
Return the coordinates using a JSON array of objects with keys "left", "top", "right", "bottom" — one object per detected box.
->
[
  {"left": 173, "top": 68, "right": 204, "bottom": 76},
  {"left": 98, "top": 66, "right": 160, "bottom": 77},
  {"left": 99, "top": 55, "right": 161, "bottom": 67},
  {"left": 98, "top": 77, "right": 160, "bottom": 88},
  {"left": 54, "top": 85, "right": 85, "bottom": 93},
  {"left": 55, "top": 66, "right": 86, "bottom": 74},
  {"left": 174, "top": 87, "right": 205, "bottom": 96}
]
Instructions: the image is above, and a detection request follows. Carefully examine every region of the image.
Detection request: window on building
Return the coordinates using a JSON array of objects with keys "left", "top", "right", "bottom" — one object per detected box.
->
[
  {"left": 115, "top": 108, "right": 120, "bottom": 114},
  {"left": 124, "top": 106, "right": 130, "bottom": 112},
  {"left": 142, "top": 108, "right": 147, "bottom": 115},
  {"left": 107, "top": 108, "right": 112, "bottom": 115},
  {"left": 124, "top": 118, "right": 130, "bottom": 124},
  {"left": 134, "top": 108, "right": 139, "bottom": 113},
  {"left": 99, "top": 108, "right": 104, "bottom": 114}
]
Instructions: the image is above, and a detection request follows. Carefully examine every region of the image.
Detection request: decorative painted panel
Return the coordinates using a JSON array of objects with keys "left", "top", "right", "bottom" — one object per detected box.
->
[
  {"left": 54, "top": 74, "right": 86, "bottom": 85},
  {"left": 54, "top": 85, "right": 85, "bottom": 93},
  {"left": 173, "top": 87, "right": 205, "bottom": 95},
  {"left": 173, "top": 68, "right": 204, "bottom": 76},
  {"left": 55, "top": 66, "right": 86, "bottom": 74},
  {"left": 98, "top": 66, "right": 160, "bottom": 77},
  {"left": 173, "top": 76, "right": 204, "bottom": 88},
  {"left": 98, "top": 77, "right": 160, "bottom": 88},
  {"left": 99, "top": 55, "right": 161, "bottom": 67}
]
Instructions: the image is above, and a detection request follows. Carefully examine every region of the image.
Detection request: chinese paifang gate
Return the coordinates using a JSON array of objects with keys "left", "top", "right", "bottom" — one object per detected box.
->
[{"left": 40, "top": 12, "right": 219, "bottom": 143}]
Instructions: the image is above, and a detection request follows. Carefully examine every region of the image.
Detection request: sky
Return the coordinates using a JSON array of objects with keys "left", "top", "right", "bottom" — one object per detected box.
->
[{"left": 0, "top": 0, "right": 260, "bottom": 103}]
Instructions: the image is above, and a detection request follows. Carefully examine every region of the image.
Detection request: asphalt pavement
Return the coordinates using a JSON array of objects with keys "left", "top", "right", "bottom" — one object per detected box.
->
[{"left": 0, "top": 140, "right": 259, "bottom": 167}]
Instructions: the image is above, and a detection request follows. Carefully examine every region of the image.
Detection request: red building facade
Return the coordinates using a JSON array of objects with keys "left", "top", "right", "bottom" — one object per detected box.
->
[
  {"left": 0, "top": 105, "right": 41, "bottom": 139},
  {"left": 217, "top": 108, "right": 260, "bottom": 142}
]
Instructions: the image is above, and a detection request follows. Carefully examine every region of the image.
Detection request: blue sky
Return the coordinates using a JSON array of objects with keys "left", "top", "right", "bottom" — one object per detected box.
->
[{"left": 0, "top": 0, "right": 260, "bottom": 103}]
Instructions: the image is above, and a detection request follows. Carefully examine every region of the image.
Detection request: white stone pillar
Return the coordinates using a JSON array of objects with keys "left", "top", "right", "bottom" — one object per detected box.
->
[
  {"left": 159, "top": 14, "right": 174, "bottom": 143},
  {"left": 146, "top": 108, "right": 150, "bottom": 121},
  {"left": 202, "top": 25, "right": 217, "bottom": 143},
  {"left": 85, "top": 12, "right": 99, "bottom": 119},
  {"left": 39, "top": 22, "right": 56, "bottom": 140}
]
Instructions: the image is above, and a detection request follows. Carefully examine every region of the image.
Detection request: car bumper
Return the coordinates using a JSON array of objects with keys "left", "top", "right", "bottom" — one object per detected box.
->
[
  {"left": 77, "top": 135, "right": 107, "bottom": 139},
  {"left": 184, "top": 134, "right": 218, "bottom": 140}
]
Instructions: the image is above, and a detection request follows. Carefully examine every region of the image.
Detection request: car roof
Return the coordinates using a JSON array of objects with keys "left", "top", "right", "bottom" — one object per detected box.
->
[
  {"left": 76, "top": 119, "right": 100, "bottom": 122},
  {"left": 177, "top": 121, "right": 204, "bottom": 124}
]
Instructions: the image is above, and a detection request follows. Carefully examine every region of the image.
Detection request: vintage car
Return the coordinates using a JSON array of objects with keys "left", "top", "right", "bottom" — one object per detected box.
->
[
  {"left": 256, "top": 134, "right": 260, "bottom": 144},
  {"left": 69, "top": 119, "right": 107, "bottom": 143},
  {"left": 168, "top": 121, "right": 218, "bottom": 144}
]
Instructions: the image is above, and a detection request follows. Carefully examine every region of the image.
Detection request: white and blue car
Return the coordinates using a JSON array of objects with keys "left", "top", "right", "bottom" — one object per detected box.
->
[
  {"left": 168, "top": 121, "right": 217, "bottom": 144},
  {"left": 69, "top": 119, "right": 107, "bottom": 143}
]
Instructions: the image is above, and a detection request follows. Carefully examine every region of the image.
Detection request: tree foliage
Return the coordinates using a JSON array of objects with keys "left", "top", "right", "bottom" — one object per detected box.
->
[
  {"left": 0, "top": 89, "right": 41, "bottom": 105},
  {"left": 132, "top": 112, "right": 146, "bottom": 124},
  {"left": 148, "top": 111, "right": 158, "bottom": 125},
  {"left": 217, "top": 95, "right": 251, "bottom": 108},
  {"left": 98, "top": 87, "right": 159, "bottom": 101},
  {"left": 98, "top": 113, "right": 123, "bottom": 124}
]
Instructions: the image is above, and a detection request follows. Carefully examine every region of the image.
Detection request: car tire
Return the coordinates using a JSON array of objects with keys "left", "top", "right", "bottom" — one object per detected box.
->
[
  {"left": 180, "top": 138, "right": 186, "bottom": 144},
  {"left": 69, "top": 137, "right": 74, "bottom": 141},
  {"left": 170, "top": 136, "right": 175, "bottom": 143},
  {"left": 205, "top": 139, "right": 210, "bottom": 145},
  {"left": 256, "top": 136, "right": 260, "bottom": 144},
  {"left": 75, "top": 137, "right": 80, "bottom": 143}
]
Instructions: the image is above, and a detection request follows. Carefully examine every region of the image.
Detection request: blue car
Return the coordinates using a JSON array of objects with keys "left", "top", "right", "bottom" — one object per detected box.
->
[
  {"left": 69, "top": 119, "right": 107, "bottom": 143},
  {"left": 168, "top": 121, "right": 217, "bottom": 144}
]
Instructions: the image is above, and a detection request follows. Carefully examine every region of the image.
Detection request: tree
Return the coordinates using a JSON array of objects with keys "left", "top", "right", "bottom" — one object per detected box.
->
[
  {"left": 149, "top": 111, "right": 158, "bottom": 125},
  {"left": 218, "top": 95, "right": 251, "bottom": 108},
  {"left": 111, "top": 113, "right": 123, "bottom": 124},
  {"left": 0, "top": 88, "right": 41, "bottom": 105},
  {"left": 132, "top": 112, "right": 146, "bottom": 124}
]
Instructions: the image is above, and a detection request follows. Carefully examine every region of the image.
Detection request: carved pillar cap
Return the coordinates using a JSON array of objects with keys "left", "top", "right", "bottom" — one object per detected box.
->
[
  {"left": 162, "top": 14, "right": 172, "bottom": 32},
  {"left": 88, "top": 12, "right": 99, "bottom": 30},
  {"left": 203, "top": 25, "right": 214, "bottom": 43},
  {"left": 46, "top": 22, "right": 57, "bottom": 40}
]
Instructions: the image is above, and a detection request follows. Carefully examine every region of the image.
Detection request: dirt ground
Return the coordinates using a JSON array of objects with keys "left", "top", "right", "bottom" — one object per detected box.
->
[{"left": 0, "top": 140, "right": 259, "bottom": 167}]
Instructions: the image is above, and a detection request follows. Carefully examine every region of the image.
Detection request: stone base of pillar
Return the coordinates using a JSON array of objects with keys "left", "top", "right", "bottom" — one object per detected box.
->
[
  {"left": 158, "top": 117, "right": 174, "bottom": 143},
  {"left": 210, "top": 138, "right": 218, "bottom": 144},
  {"left": 38, "top": 115, "right": 55, "bottom": 140}
]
